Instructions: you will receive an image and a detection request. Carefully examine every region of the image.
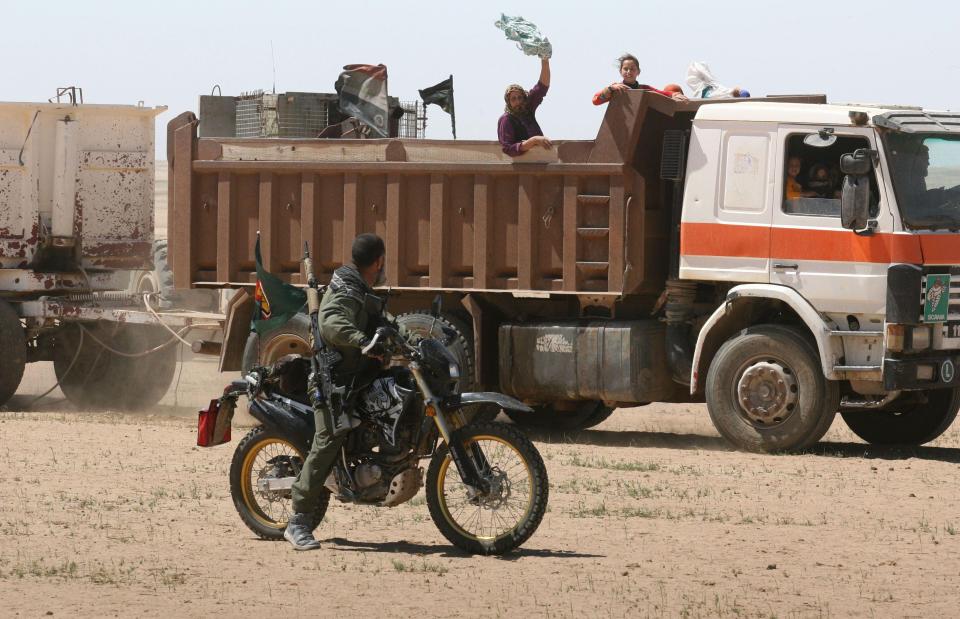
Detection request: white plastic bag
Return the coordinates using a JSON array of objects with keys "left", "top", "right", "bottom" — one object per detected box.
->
[{"left": 686, "top": 61, "right": 737, "bottom": 99}]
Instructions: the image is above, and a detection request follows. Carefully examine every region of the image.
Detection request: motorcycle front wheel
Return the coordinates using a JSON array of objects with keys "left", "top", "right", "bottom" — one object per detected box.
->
[
  {"left": 229, "top": 426, "right": 329, "bottom": 540},
  {"left": 426, "top": 421, "right": 548, "bottom": 555}
]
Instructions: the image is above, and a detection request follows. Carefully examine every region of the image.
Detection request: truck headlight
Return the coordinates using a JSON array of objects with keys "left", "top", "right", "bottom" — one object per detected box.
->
[{"left": 886, "top": 324, "right": 905, "bottom": 352}]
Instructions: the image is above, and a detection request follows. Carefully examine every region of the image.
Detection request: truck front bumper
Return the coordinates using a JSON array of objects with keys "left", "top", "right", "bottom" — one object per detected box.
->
[{"left": 883, "top": 354, "right": 959, "bottom": 391}]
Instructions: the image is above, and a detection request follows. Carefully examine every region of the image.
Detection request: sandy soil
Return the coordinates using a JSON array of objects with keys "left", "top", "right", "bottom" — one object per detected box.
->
[{"left": 3, "top": 358, "right": 960, "bottom": 618}]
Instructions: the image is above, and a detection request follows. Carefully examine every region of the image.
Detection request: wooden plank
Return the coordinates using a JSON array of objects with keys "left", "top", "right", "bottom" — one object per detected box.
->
[
  {"left": 562, "top": 175, "right": 578, "bottom": 291},
  {"left": 386, "top": 173, "right": 401, "bottom": 285},
  {"left": 216, "top": 171, "right": 233, "bottom": 282},
  {"left": 258, "top": 172, "right": 274, "bottom": 272},
  {"left": 172, "top": 124, "right": 194, "bottom": 289},
  {"left": 300, "top": 173, "right": 315, "bottom": 280},
  {"left": 343, "top": 173, "right": 359, "bottom": 261},
  {"left": 608, "top": 175, "right": 625, "bottom": 292},
  {"left": 429, "top": 174, "right": 445, "bottom": 288},
  {"left": 472, "top": 175, "right": 490, "bottom": 289},
  {"left": 517, "top": 175, "right": 536, "bottom": 290},
  {"left": 194, "top": 160, "right": 624, "bottom": 176}
]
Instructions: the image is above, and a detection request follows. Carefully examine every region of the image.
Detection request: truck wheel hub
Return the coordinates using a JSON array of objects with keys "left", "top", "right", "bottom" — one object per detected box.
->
[{"left": 736, "top": 361, "right": 798, "bottom": 426}]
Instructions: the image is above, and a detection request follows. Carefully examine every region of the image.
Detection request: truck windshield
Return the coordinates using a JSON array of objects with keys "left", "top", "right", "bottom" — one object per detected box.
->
[{"left": 884, "top": 133, "right": 960, "bottom": 230}]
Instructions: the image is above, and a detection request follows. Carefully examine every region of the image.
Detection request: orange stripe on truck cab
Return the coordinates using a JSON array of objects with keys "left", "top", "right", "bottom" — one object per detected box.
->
[
  {"left": 919, "top": 235, "right": 960, "bottom": 265},
  {"left": 680, "top": 222, "right": 933, "bottom": 264}
]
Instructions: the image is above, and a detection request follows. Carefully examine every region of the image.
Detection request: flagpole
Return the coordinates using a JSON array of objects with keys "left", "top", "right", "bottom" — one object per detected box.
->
[{"left": 450, "top": 74, "right": 457, "bottom": 140}]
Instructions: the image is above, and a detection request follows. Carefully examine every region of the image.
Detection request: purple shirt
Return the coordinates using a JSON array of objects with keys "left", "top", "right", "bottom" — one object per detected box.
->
[{"left": 497, "top": 81, "right": 548, "bottom": 157}]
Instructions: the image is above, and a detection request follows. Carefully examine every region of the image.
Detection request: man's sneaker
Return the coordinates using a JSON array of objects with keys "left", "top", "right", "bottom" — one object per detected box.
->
[{"left": 284, "top": 513, "right": 321, "bottom": 551}]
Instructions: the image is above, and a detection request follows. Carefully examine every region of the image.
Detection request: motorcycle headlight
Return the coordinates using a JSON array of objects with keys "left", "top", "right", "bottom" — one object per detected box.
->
[{"left": 448, "top": 362, "right": 460, "bottom": 379}]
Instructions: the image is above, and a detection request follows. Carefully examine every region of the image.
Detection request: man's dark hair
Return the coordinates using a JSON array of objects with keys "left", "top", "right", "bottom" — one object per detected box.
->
[{"left": 352, "top": 233, "right": 385, "bottom": 268}]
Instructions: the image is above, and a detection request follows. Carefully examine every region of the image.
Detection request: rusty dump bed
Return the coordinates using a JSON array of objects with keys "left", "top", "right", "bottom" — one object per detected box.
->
[{"left": 168, "top": 93, "right": 824, "bottom": 296}]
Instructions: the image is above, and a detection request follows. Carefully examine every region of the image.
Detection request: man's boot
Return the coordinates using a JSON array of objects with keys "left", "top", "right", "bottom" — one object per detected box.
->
[{"left": 284, "top": 513, "right": 321, "bottom": 551}]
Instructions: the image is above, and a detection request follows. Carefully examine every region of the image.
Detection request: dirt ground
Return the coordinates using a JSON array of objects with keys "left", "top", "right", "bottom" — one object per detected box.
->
[{"left": 3, "top": 357, "right": 960, "bottom": 618}]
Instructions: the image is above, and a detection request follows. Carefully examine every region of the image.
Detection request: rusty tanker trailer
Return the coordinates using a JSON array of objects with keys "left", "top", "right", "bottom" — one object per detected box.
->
[
  {"left": 0, "top": 96, "right": 219, "bottom": 410},
  {"left": 169, "top": 92, "right": 787, "bottom": 430}
]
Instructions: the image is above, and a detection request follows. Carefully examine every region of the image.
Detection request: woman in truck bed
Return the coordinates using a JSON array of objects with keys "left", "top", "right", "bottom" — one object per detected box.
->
[{"left": 497, "top": 56, "right": 553, "bottom": 156}]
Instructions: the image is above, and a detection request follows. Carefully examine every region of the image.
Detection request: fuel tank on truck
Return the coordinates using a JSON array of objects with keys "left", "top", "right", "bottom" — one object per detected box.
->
[{"left": 498, "top": 321, "right": 675, "bottom": 404}]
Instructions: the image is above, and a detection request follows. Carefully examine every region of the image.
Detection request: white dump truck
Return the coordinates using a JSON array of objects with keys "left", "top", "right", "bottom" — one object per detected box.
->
[{"left": 0, "top": 92, "right": 219, "bottom": 409}]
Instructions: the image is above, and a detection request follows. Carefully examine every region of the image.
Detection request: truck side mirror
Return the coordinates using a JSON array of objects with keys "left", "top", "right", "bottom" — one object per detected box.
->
[
  {"left": 840, "top": 148, "right": 874, "bottom": 176},
  {"left": 840, "top": 148, "right": 876, "bottom": 232},
  {"left": 841, "top": 175, "right": 870, "bottom": 231}
]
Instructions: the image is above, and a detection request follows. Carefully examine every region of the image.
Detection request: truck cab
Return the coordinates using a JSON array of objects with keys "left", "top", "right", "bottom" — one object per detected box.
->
[{"left": 682, "top": 102, "right": 960, "bottom": 450}]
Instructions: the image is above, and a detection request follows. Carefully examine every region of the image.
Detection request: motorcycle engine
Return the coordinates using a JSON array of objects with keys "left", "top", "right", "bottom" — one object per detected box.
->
[{"left": 354, "top": 463, "right": 382, "bottom": 488}]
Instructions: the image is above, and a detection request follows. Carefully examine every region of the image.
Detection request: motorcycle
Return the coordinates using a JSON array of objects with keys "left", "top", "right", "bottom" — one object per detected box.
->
[{"left": 217, "top": 248, "right": 549, "bottom": 555}]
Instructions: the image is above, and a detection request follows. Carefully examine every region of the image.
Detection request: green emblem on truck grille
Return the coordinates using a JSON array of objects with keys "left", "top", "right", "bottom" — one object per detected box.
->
[{"left": 924, "top": 274, "right": 951, "bottom": 322}]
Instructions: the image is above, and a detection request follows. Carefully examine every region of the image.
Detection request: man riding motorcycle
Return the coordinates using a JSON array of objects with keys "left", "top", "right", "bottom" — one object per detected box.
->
[{"left": 285, "top": 232, "right": 400, "bottom": 550}]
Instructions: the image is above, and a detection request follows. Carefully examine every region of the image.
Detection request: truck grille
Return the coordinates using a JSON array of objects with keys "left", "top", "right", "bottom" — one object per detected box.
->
[{"left": 920, "top": 272, "right": 960, "bottom": 322}]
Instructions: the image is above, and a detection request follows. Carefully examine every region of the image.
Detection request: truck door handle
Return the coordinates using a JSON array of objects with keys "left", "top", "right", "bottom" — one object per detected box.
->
[{"left": 773, "top": 263, "right": 798, "bottom": 271}]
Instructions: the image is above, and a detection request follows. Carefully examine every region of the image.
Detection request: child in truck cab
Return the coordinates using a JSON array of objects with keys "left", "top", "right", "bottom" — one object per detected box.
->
[
  {"left": 498, "top": 56, "right": 553, "bottom": 157},
  {"left": 806, "top": 163, "right": 839, "bottom": 198},
  {"left": 785, "top": 156, "right": 817, "bottom": 200},
  {"left": 592, "top": 53, "right": 688, "bottom": 105}
]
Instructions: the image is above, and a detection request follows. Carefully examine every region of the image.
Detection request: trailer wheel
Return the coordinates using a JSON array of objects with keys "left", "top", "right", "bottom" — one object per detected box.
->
[
  {"left": 0, "top": 300, "right": 26, "bottom": 407},
  {"left": 841, "top": 388, "right": 960, "bottom": 446},
  {"left": 705, "top": 325, "right": 839, "bottom": 453},
  {"left": 506, "top": 401, "right": 614, "bottom": 431},
  {"left": 54, "top": 322, "right": 178, "bottom": 411},
  {"left": 397, "top": 312, "right": 498, "bottom": 423},
  {"left": 241, "top": 314, "right": 312, "bottom": 373}
]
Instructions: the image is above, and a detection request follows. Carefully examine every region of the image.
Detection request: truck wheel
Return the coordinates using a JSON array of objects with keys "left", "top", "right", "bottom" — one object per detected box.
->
[
  {"left": 397, "top": 312, "right": 498, "bottom": 424},
  {"left": 506, "top": 401, "right": 614, "bottom": 431},
  {"left": 705, "top": 325, "right": 839, "bottom": 453},
  {"left": 841, "top": 388, "right": 960, "bottom": 446},
  {"left": 54, "top": 323, "right": 178, "bottom": 410},
  {"left": 241, "top": 314, "right": 312, "bottom": 373},
  {"left": 0, "top": 300, "right": 26, "bottom": 407}
]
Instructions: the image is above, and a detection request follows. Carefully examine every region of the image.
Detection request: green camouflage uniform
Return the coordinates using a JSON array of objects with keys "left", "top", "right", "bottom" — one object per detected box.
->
[{"left": 290, "top": 264, "right": 386, "bottom": 514}]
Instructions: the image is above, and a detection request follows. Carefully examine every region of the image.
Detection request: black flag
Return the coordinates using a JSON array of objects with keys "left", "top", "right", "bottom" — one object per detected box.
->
[
  {"left": 419, "top": 76, "right": 454, "bottom": 114},
  {"left": 419, "top": 75, "right": 456, "bottom": 138}
]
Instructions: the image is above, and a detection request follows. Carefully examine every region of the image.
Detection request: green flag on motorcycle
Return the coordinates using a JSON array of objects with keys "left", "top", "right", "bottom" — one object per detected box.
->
[{"left": 253, "top": 234, "right": 306, "bottom": 334}]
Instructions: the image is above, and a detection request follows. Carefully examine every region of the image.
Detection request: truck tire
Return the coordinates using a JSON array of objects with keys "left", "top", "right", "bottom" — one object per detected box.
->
[
  {"left": 841, "top": 388, "right": 960, "bottom": 446},
  {"left": 241, "top": 314, "right": 312, "bottom": 373},
  {"left": 397, "top": 312, "right": 498, "bottom": 424},
  {"left": 506, "top": 401, "right": 614, "bottom": 431},
  {"left": 54, "top": 322, "right": 178, "bottom": 411},
  {"left": 138, "top": 239, "right": 216, "bottom": 311},
  {"left": 705, "top": 325, "right": 839, "bottom": 453},
  {"left": 0, "top": 300, "right": 26, "bottom": 407},
  {"left": 136, "top": 239, "right": 175, "bottom": 298}
]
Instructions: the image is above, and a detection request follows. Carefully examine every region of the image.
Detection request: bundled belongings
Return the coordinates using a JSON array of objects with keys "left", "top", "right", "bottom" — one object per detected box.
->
[
  {"left": 495, "top": 14, "right": 553, "bottom": 59},
  {"left": 686, "top": 61, "right": 750, "bottom": 99}
]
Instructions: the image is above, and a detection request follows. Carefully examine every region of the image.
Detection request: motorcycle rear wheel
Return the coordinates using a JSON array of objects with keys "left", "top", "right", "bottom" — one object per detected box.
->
[
  {"left": 229, "top": 426, "right": 329, "bottom": 540},
  {"left": 426, "top": 421, "right": 548, "bottom": 555}
]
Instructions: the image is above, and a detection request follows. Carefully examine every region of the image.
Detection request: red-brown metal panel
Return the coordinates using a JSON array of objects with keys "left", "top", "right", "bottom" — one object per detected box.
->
[{"left": 171, "top": 92, "right": 830, "bottom": 293}]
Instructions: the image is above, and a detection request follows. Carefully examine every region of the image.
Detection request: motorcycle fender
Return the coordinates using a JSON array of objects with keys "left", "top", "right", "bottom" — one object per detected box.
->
[
  {"left": 247, "top": 399, "right": 315, "bottom": 448},
  {"left": 457, "top": 392, "right": 534, "bottom": 414}
]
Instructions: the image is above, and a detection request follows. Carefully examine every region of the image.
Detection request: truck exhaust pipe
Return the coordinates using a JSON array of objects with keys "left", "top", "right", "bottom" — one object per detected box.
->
[{"left": 665, "top": 279, "right": 697, "bottom": 386}]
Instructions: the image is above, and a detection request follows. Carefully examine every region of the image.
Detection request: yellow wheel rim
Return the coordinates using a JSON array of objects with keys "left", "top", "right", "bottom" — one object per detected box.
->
[
  {"left": 436, "top": 435, "right": 535, "bottom": 542},
  {"left": 240, "top": 436, "right": 302, "bottom": 529},
  {"left": 261, "top": 333, "right": 311, "bottom": 364}
]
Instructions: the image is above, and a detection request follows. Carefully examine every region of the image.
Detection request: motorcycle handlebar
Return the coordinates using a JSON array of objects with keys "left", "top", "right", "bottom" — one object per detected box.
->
[{"left": 362, "top": 326, "right": 418, "bottom": 358}]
